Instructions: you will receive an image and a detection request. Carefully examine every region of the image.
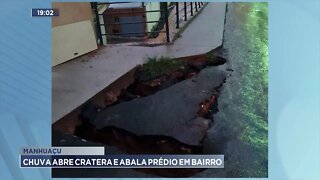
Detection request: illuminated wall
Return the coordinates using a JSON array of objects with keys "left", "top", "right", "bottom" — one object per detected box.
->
[{"left": 52, "top": 2, "right": 98, "bottom": 66}]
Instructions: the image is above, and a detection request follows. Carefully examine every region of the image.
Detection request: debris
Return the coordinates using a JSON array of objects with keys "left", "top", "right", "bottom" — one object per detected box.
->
[
  {"left": 88, "top": 67, "right": 226, "bottom": 146},
  {"left": 105, "top": 92, "right": 118, "bottom": 106},
  {"left": 197, "top": 94, "right": 217, "bottom": 118}
]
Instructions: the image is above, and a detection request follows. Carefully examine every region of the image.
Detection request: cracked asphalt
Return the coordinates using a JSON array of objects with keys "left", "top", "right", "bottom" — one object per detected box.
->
[
  {"left": 52, "top": 2, "right": 268, "bottom": 178},
  {"left": 198, "top": 2, "right": 268, "bottom": 178}
]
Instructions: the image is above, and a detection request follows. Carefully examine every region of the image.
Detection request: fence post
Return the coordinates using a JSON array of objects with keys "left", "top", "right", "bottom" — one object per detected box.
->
[
  {"left": 93, "top": 2, "right": 103, "bottom": 45},
  {"left": 164, "top": 2, "right": 170, "bottom": 42},
  {"left": 175, "top": 2, "right": 179, "bottom": 29},
  {"left": 184, "top": 2, "right": 187, "bottom": 21},
  {"left": 195, "top": 2, "right": 198, "bottom": 12},
  {"left": 190, "top": 2, "right": 193, "bottom": 16}
]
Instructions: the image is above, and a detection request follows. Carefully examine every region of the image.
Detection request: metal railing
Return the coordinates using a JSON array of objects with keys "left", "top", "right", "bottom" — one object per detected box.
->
[
  {"left": 175, "top": 2, "right": 206, "bottom": 29},
  {"left": 92, "top": 2, "right": 170, "bottom": 45},
  {"left": 92, "top": 2, "right": 206, "bottom": 45}
]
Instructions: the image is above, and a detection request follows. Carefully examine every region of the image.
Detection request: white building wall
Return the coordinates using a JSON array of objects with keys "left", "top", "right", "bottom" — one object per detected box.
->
[{"left": 52, "top": 2, "right": 98, "bottom": 66}]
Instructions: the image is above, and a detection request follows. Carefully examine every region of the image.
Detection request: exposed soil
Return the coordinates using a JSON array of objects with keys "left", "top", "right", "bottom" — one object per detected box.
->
[
  {"left": 54, "top": 52, "right": 227, "bottom": 177},
  {"left": 102, "top": 54, "right": 226, "bottom": 107}
]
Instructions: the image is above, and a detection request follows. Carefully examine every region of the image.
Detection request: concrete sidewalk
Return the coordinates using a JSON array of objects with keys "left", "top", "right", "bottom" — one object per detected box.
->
[{"left": 52, "top": 2, "right": 227, "bottom": 123}]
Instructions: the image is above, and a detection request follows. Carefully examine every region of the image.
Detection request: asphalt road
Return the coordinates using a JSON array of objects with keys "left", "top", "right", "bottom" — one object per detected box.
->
[
  {"left": 53, "top": 2, "right": 268, "bottom": 178},
  {"left": 198, "top": 2, "right": 268, "bottom": 178}
]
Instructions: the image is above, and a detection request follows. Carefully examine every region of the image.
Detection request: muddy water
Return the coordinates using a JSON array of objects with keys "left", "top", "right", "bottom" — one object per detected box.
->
[{"left": 198, "top": 2, "right": 268, "bottom": 178}]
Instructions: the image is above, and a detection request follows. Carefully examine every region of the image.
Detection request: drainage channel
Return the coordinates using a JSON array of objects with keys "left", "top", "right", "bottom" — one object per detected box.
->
[{"left": 53, "top": 50, "right": 227, "bottom": 177}]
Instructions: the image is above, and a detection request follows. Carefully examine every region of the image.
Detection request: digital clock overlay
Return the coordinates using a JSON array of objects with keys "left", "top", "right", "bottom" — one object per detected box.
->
[{"left": 32, "top": 8, "right": 59, "bottom": 17}]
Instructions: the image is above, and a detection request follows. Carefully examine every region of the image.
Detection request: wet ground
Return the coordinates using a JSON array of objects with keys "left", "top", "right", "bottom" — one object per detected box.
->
[
  {"left": 53, "top": 2, "right": 268, "bottom": 178},
  {"left": 197, "top": 2, "right": 268, "bottom": 178},
  {"left": 53, "top": 54, "right": 227, "bottom": 177}
]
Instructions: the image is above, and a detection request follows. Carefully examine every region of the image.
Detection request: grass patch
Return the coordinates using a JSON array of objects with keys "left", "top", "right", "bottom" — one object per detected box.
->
[{"left": 143, "top": 56, "right": 183, "bottom": 78}]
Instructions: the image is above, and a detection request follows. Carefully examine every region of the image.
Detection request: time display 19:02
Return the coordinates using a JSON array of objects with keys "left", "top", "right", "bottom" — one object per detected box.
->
[{"left": 32, "top": 9, "right": 58, "bottom": 17}]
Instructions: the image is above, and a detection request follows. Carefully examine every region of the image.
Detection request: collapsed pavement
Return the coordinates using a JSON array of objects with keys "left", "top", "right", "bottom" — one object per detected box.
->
[
  {"left": 79, "top": 66, "right": 226, "bottom": 146},
  {"left": 54, "top": 53, "right": 229, "bottom": 177}
]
